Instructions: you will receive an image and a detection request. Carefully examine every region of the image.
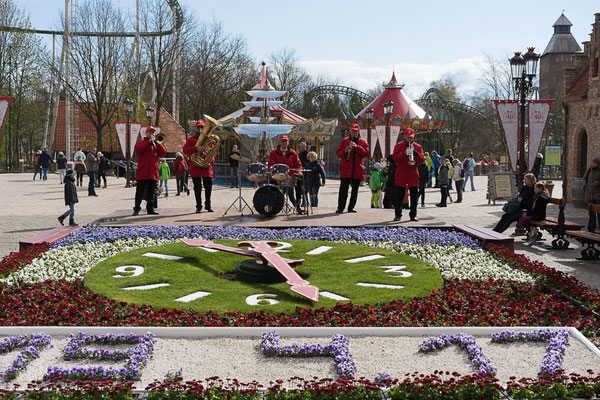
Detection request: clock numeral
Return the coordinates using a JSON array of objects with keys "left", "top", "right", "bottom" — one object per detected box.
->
[
  {"left": 379, "top": 265, "right": 413, "bottom": 278},
  {"left": 270, "top": 242, "right": 292, "bottom": 253},
  {"left": 345, "top": 255, "right": 385, "bottom": 263},
  {"left": 174, "top": 291, "right": 212, "bottom": 303},
  {"left": 123, "top": 283, "right": 171, "bottom": 291},
  {"left": 246, "top": 294, "right": 279, "bottom": 306},
  {"left": 142, "top": 252, "right": 183, "bottom": 260},
  {"left": 113, "top": 265, "right": 145, "bottom": 278}
]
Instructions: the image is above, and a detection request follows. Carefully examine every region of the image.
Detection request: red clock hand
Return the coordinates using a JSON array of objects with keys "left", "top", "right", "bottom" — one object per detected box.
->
[
  {"left": 179, "top": 239, "right": 304, "bottom": 267},
  {"left": 238, "top": 241, "right": 319, "bottom": 302}
]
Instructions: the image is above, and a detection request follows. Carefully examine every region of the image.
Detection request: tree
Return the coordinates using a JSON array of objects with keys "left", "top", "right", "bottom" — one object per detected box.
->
[
  {"left": 178, "top": 20, "right": 255, "bottom": 124},
  {"left": 57, "top": 0, "right": 132, "bottom": 152},
  {"left": 268, "top": 47, "right": 313, "bottom": 113},
  {"left": 0, "top": 0, "right": 48, "bottom": 169}
]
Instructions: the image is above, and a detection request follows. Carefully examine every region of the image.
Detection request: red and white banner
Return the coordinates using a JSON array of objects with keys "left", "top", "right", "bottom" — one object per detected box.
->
[
  {"left": 390, "top": 125, "right": 401, "bottom": 151},
  {"left": 130, "top": 123, "right": 142, "bottom": 157},
  {"left": 115, "top": 122, "right": 127, "bottom": 158},
  {"left": 527, "top": 100, "right": 552, "bottom": 172},
  {"left": 375, "top": 125, "right": 386, "bottom": 156},
  {"left": 359, "top": 129, "right": 368, "bottom": 142},
  {"left": 494, "top": 100, "right": 519, "bottom": 173},
  {"left": 115, "top": 122, "right": 143, "bottom": 158},
  {"left": 370, "top": 126, "right": 380, "bottom": 157},
  {"left": 0, "top": 97, "right": 12, "bottom": 134}
]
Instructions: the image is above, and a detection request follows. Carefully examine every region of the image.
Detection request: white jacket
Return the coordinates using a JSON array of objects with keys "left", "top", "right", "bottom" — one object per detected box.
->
[{"left": 452, "top": 164, "right": 463, "bottom": 181}]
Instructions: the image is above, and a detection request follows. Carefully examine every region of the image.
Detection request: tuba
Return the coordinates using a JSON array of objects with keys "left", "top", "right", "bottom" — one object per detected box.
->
[
  {"left": 155, "top": 131, "right": 167, "bottom": 144},
  {"left": 190, "top": 115, "right": 221, "bottom": 168}
]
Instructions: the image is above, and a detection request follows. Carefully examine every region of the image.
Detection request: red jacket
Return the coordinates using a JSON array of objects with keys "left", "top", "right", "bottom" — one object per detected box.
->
[
  {"left": 392, "top": 140, "right": 425, "bottom": 187},
  {"left": 268, "top": 146, "right": 302, "bottom": 177},
  {"left": 183, "top": 134, "right": 214, "bottom": 178},
  {"left": 336, "top": 136, "right": 369, "bottom": 179},
  {"left": 173, "top": 157, "right": 188, "bottom": 175},
  {"left": 134, "top": 138, "right": 166, "bottom": 181}
]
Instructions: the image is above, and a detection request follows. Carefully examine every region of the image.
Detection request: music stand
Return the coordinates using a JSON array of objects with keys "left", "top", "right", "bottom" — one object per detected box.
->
[{"left": 223, "top": 156, "right": 254, "bottom": 216}]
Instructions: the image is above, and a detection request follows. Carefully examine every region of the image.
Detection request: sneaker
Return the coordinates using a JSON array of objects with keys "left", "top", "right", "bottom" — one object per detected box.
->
[
  {"left": 206, "top": 208, "right": 214, "bottom": 213},
  {"left": 132, "top": 209, "right": 139, "bottom": 216},
  {"left": 196, "top": 207, "right": 202, "bottom": 213},
  {"left": 348, "top": 209, "right": 357, "bottom": 213},
  {"left": 175, "top": 193, "right": 180, "bottom": 196},
  {"left": 57, "top": 216, "right": 65, "bottom": 226},
  {"left": 147, "top": 210, "right": 159, "bottom": 215},
  {"left": 410, "top": 217, "right": 419, "bottom": 222},
  {"left": 435, "top": 203, "right": 447, "bottom": 207},
  {"left": 68, "top": 221, "right": 79, "bottom": 227},
  {"left": 335, "top": 209, "right": 343, "bottom": 214}
]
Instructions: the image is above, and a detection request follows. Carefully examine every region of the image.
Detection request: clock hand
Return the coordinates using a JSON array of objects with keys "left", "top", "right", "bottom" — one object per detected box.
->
[
  {"left": 179, "top": 239, "right": 305, "bottom": 267},
  {"left": 237, "top": 241, "right": 319, "bottom": 302}
]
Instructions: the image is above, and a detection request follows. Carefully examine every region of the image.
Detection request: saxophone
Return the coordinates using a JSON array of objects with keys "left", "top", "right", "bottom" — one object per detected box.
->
[{"left": 190, "top": 115, "right": 221, "bottom": 168}]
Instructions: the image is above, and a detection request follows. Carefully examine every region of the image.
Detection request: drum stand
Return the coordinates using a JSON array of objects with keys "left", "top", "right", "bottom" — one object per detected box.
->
[{"left": 223, "top": 168, "right": 254, "bottom": 216}]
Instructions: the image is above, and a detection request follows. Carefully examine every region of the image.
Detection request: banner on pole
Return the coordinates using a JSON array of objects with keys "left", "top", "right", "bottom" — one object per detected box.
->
[
  {"left": 527, "top": 100, "right": 552, "bottom": 172},
  {"left": 375, "top": 125, "right": 386, "bottom": 157},
  {"left": 494, "top": 100, "right": 519, "bottom": 173},
  {"left": 0, "top": 97, "right": 12, "bottom": 134},
  {"left": 115, "top": 122, "right": 127, "bottom": 158},
  {"left": 130, "top": 123, "right": 142, "bottom": 158},
  {"left": 359, "top": 129, "right": 368, "bottom": 142},
  {"left": 390, "top": 125, "right": 401, "bottom": 152}
]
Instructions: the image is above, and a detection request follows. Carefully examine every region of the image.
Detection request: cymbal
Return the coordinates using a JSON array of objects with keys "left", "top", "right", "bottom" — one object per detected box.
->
[{"left": 231, "top": 154, "right": 251, "bottom": 163}]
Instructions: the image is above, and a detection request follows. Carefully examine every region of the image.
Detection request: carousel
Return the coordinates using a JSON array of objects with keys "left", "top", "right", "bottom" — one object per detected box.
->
[{"left": 340, "top": 73, "right": 447, "bottom": 160}]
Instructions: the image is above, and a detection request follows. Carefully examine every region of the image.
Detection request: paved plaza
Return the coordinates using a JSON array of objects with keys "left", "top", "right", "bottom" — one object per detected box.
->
[{"left": 1, "top": 172, "right": 597, "bottom": 289}]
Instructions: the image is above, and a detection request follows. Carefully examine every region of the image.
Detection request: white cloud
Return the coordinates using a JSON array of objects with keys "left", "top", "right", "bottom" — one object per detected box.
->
[{"left": 299, "top": 57, "right": 490, "bottom": 99}]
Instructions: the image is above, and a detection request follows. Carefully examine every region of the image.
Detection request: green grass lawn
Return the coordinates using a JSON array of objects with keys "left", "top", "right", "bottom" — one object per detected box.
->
[{"left": 84, "top": 239, "right": 442, "bottom": 314}]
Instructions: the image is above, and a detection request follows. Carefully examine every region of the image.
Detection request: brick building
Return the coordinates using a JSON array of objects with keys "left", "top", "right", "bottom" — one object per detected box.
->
[
  {"left": 52, "top": 101, "right": 187, "bottom": 160},
  {"left": 562, "top": 13, "right": 600, "bottom": 203}
]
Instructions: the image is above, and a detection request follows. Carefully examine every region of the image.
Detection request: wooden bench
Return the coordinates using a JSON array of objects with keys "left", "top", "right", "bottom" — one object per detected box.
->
[
  {"left": 19, "top": 226, "right": 81, "bottom": 252},
  {"left": 529, "top": 197, "right": 584, "bottom": 249},
  {"left": 453, "top": 224, "right": 514, "bottom": 250},
  {"left": 566, "top": 204, "right": 600, "bottom": 260}
]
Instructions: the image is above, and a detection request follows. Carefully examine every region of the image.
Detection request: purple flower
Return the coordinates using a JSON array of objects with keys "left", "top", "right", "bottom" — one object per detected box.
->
[{"left": 0, "top": 333, "right": 52, "bottom": 381}]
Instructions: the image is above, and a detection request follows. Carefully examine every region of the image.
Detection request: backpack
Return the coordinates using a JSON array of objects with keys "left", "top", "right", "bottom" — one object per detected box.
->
[
  {"left": 463, "top": 158, "right": 470, "bottom": 172},
  {"left": 34, "top": 154, "right": 40, "bottom": 166}
]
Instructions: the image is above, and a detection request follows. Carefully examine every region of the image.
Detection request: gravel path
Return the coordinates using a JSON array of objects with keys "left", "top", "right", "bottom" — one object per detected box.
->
[{"left": 0, "top": 334, "right": 598, "bottom": 389}]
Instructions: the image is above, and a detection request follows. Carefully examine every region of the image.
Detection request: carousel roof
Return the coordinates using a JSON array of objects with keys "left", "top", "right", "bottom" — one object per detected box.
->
[
  {"left": 219, "top": 78, "right": 306, "bottom": 123},
  {"left": 356, "top": 73, "right": 426, "bottom": 119}
]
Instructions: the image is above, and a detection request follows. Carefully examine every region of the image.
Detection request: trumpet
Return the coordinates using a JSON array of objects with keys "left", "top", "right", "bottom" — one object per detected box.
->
[
  {"left": 155, "top": 132, "right": 166, "bottom": 144},
  {"left": 408, "top": 142, "right": 416, "bottom": 165}
]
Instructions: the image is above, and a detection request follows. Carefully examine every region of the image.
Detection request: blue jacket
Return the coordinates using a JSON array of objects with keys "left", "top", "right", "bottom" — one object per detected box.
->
[{"left": 432, "top": 154, "right": 441, "bottom": 170}]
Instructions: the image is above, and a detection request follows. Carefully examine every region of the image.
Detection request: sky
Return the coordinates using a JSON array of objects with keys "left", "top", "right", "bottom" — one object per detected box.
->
[{"left": 19, "top": 0, "right": 600, "bottom": 99}]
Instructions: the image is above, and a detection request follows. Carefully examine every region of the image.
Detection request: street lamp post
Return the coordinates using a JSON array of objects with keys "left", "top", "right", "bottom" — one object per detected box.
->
[
  {"left": 123, "top": 98, "right": 134, "bottom": 188},
  {"left": 145, "top": 105, "right": 154, "bottom": 127},
  {"left": 383, "top": 100, "right": 394, "bottom": 158},
  {"left": 365, "top": 107, "right": 374, "bottom": 161},
  {"left": 510, "top": 47, "right": 540, "bottom": 188}
]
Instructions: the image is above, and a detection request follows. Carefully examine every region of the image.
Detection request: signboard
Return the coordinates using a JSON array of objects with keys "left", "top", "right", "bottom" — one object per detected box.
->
[
  {"left": 488, "top": 171, "right": 517, "bottom": 204},
  {"left": 544, "top": 146, "right": 562, "bottom": 166}
]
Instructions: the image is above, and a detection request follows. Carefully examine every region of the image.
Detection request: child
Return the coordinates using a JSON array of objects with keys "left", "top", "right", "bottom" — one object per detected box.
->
[
  {"left": 74, "top": 156, "right": 87, "bottom": 187},
  {"left": 452, "top": 159, "right": 464, "bottom": 203},
  {"left": 369, "top": 162, "right": 383, "bottom": 208},
  {"left": 304, "top": 151, "right": 326, "bottom": 207},
  {"left": 58, "top": 169, "right": 79, "bottom": 227},
  {"left": 519, "top": 182, "right": 549, "bottom": 244},
  {"left": 173, "top": 152, "right": 190, "bottom": 196},
  {"left": 159, "top": 158, "right": 171, "bottom": 197},
  {"left": 436, "top": 157, "right": 449, "bottom": 207}
]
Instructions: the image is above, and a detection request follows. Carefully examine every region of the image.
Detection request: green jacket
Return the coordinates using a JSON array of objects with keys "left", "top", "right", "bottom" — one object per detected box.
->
[
  {"left": 159, "top": 162, "right": 171, "bottom": 180},
  {"left": 425, "top": 156, "right": 433, "bottom": 170},
  {"left": 369, "top": 169, "right": 384, "bottom": 190}
]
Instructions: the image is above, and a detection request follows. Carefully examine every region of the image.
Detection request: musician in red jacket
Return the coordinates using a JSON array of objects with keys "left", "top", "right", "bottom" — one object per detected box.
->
[
  {"left": 335, "top": 123, "right": 369, "bottom": 213},
  {"left": 183, "top": 120, "right": 216, "bottom": 213},
  {"left": 268, "top": 135, "right": 304, "bottom": 214},
  {"left": 392, "top": 128, "right": 425, "bottom": 222},
  {"left": 132, "top": 126, "right": 167, "bottom": 216}
]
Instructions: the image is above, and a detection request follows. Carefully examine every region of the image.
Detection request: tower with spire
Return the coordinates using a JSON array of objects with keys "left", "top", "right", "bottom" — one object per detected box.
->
[{"left": 539, "top": 12, "right": 582, "bottom": 102}]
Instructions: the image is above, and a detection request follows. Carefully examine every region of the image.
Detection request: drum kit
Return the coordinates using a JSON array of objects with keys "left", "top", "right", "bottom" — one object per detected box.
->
[{"left": 223, "top": 154, "right": 311, "bottom": 217}]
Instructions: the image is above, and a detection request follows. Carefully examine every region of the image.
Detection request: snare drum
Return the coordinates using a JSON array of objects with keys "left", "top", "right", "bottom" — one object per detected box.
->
[
  {"left": 270, "top": 164, "right": 289, "bottom": 181},
  {"left": 247, "top": 163, "right": 266, "bottom": 182}
]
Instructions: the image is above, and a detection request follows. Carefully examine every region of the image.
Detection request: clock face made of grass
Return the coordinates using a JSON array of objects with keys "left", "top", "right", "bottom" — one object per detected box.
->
[{"left": 84, "top": 239, "right": 442, "bottom": 314}]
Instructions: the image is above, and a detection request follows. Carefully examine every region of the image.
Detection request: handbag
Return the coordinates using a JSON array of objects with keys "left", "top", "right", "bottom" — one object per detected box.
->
[{"left": 502, "top": 198, "right": 520, "bottom": 213}]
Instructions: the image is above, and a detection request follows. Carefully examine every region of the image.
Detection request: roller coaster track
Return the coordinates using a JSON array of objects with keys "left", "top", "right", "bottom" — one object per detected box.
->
[
  {"left": 306, "top": 85, "right": 374, "bottom": 106},
  {"left": 0, "top": 0, "right": 183, "bottom": 37}
]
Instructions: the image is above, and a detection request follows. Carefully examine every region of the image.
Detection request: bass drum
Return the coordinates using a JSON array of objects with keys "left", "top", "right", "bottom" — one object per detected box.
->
[{"left": 253, "top": 185, "right": 285, "bottom": 216}]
